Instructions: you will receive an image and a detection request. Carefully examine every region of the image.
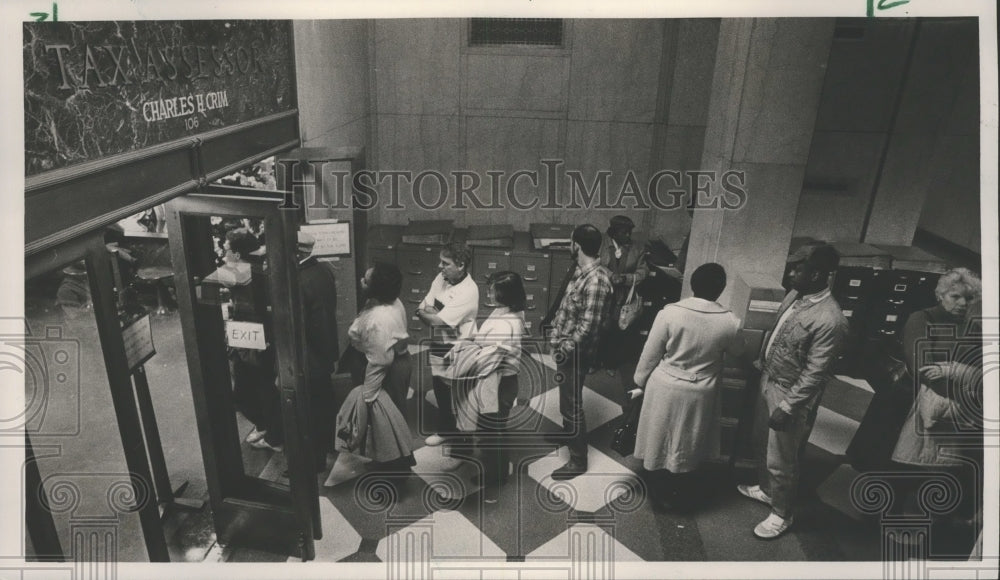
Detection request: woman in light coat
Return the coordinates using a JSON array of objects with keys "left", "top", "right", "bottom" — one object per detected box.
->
[{"left": 631, "top": 263, "right": 743, "bottom": 511}]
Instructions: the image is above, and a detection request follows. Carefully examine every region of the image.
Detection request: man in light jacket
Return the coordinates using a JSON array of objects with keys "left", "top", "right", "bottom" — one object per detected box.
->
[{"left": 737, "top": 244, "right": 848, "bottom": 539}]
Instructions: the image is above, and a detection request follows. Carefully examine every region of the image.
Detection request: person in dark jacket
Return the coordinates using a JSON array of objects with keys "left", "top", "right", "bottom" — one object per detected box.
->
[{"left": 298, "top": 231, "right": 340, "bottom": 472}]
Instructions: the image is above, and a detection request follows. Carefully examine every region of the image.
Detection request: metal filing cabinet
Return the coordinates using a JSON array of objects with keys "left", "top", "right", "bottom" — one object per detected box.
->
[
  {"left": 366, "top": 224, "right": 403, "bottom": 268},
  {"left": 471, "top": 248, "right": 512, "bottom": 285},
  {"left": 397, "top": 245, "right": 441, "bottom": 332}
]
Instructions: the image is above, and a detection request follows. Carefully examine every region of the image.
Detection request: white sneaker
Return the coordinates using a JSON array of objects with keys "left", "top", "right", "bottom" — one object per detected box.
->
[
  {"left": 737, "top": 484, "right": 773, "bottom": 506},
  {"left": 753, "top": 512, "right": 793, "bottom": 540},
  {"left": 249, "top": 439, "right": 283, "bottom": 453},
  {"left": 245, "top": 428, "right": 267, "bottom": 444},
  {"left": 425, "top": 434, "right": 445, "bottom": 446}
]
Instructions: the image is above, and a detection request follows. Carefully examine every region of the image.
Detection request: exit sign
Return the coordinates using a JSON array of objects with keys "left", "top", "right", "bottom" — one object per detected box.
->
[{"left": 225, "top": 320, "right": 266, "bottom": 350}]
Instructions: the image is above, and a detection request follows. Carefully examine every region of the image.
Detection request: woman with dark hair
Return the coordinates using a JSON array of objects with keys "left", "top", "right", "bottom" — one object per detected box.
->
[
  {"left": 444, "top": 271, "right": 527, "bottom": 501},
  {"left": 630, "top": 262, "right": 743, "bottom": 511},
  {"left": 333, "top": 262, "right": 415, "bottom": 471}
]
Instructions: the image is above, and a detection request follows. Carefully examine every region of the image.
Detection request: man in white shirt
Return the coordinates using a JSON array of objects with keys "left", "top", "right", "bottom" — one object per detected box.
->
[{"left": 416, "top": 242, "right": 479, "bottom": 445}]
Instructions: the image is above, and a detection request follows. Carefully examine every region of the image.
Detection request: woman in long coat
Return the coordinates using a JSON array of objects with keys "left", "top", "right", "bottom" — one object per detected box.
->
[{"left": 632, "top": 263, "right": 743, "bottom": 511}]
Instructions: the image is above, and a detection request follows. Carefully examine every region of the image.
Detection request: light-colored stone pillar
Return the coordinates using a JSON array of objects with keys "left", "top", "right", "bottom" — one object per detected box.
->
[{"left": 685, "top": 18, "right": 834, "bottom": 306}]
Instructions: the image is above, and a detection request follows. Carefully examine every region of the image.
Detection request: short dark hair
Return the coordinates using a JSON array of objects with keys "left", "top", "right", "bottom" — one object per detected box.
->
[
  {"left": 572, "top": 224, "right": 603, "bottom": 258},
  {"left": 441, "top": 242, "right": 472, "bottom": 271},
  {"left": 226, "top": 229, "right": 261, "bottom": 257},
  {"left": 690, "top": 262, "right": 727, "bottom": 301},
  {"left": 489, "top": 271, "right": 526, "bottom": 312},
  {"left": 367, "top": 261, "right": 403, "bottom": 305},
  {"left": 807, "top": 244, "right": 840, "bottom": 274}
]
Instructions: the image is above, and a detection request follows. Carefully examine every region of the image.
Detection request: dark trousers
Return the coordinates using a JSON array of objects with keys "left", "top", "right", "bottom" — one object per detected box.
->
[
  {"left": 432, "top": 376, "right": 458, "bottom": 435},
  {"left": 556, "top": 357, "right": 588, "bottom": 464},
  {"left": 231, "top": 349, "right": 283, "bottom": 445},
  {"left": 476, "top": 375, "right": 519, "bottom": 486}
]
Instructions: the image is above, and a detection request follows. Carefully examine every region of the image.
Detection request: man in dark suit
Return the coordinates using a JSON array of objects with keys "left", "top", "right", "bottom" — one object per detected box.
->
[{"left": 297, "top": 231, "right": 340, "bottom": 472}]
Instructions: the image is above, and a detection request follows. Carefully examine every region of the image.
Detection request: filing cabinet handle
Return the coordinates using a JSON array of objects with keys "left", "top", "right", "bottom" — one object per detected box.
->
[
  {"left": 409, "top": 324, "right": 423, "bottom": 331},
  {"left": 406, "top": 297, "right": 423, "bottom": 304},
  {"left": 407, "top": 268, "right": 424, "bottom": 276},
  {"left": 526, "top": 304, "right": 537, "bottom": 310},
  {"left": 484, "top": 301, "right": 499, "bottom": 308},
  {"left": 523, "top": 275, "right": 539, "bottom": 282}
]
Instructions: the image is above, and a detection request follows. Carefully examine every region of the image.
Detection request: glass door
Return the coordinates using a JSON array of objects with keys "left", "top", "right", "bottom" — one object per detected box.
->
[{"left": 165, "top": 188, "right": 319, "bottom": 560}]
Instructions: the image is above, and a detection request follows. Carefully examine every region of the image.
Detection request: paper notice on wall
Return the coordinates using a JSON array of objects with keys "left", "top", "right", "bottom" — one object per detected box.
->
[{"left": 300, "top": 222, "right": 351, "bottom": 256}]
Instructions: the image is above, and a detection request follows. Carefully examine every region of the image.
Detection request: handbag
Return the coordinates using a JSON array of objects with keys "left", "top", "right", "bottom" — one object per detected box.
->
[
  {"left": 611, "top": 393, "right": 643, "bottom": 456},
  {"left": 617, "top": 276, "right": 643, "bottom": 331}
]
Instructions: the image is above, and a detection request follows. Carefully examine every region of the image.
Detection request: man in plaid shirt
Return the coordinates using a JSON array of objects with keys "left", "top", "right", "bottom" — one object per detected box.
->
[{"left": 548, "top": 224, "right": 614, "bottom": 480}]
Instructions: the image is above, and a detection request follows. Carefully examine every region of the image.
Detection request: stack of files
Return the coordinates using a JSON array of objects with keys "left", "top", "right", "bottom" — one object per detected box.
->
[
  {"left": 465, "top": 224, "right": 514, "bottom": 248},
  {"left": 829, "top": 242, "right": 892, "bottom": 269},
  {"left": 401, "top": 219, "right": 453, "bottom": 245},
  {"left": 873, "top": 244, "right": 948, "bottom": 274},
  {"left": 529, "top": 223, "right": 574, "bottom": 250}
]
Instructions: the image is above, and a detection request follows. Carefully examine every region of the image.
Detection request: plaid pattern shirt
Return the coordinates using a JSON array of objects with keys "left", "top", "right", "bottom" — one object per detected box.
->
[{"left": 549, "top": 260, "right": 613, "bottom": 362}]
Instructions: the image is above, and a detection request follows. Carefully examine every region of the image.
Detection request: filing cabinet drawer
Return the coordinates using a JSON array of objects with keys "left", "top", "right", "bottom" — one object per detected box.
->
[
  {"left": 367, "top": 247, "right": 396, "bottom": 267},
  {"left": 522, "top": 283, "right": 549, "bottom": 317},
  {"left": 512, "top": 254, "right": 551, "bottom": 285},
  {"left": 400, "top": 280, "right": 430, "bottom": 307},
  {"left": 873, "top": 269, "right": 938, "bottom": 309},
  {"left": 472, "top": 250, "right": 511, "bottom": 284},
  {"left": 397, "top": 247, "right": 440, "bottom": 278},
  {"left": 832, "top": 266, "right": 876, "bottom": 300}
]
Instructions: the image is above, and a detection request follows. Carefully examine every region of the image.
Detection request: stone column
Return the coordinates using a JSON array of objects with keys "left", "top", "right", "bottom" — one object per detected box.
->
[{"left": 685, "top": 19, "right": 834, "bottom": 306}]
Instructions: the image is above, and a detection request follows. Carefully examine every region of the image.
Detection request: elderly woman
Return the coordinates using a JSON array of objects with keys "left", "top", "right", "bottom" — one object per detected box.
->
[
  {"left": 630, "top": 263, "right": 743, "bottom": 511},
  {"left": 892, "top": 267, "right": 982, "bottom": 466},
  {"left": 334, "top": 262, "right": 415, "bottom": 469},
  {"left": 888, "top": 268, "right": 982, "bottom": 546}
]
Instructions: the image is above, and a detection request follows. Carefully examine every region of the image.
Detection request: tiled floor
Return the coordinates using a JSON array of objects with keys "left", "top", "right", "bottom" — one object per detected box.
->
[
  {"left": 209, "top": 349, "right": 930, "bottom": 564},
  {"left": 25, "top": 305, "right": 982, "bottom": 565}
]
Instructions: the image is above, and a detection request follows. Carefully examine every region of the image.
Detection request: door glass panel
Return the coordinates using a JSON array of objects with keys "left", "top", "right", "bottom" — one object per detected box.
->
[
  {"left": 22, "top": 260, "right": 148, "bottom": 560},
  {"left": 204, "top": 215, "right": 286, "bottom": 483}
]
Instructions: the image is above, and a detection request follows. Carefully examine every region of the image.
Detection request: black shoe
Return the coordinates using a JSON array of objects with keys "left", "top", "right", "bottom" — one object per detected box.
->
[{"left": 551, "top": 461, "right": 588, "bottom": 481}]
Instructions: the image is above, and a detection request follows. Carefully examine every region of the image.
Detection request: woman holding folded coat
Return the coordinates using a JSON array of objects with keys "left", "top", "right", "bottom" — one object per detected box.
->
[
  {"left": 440, "top": 271, "right": 527, "bottom": 501},
  {"left": 631, "top": 263, "right": 743, "bottom": 511}
]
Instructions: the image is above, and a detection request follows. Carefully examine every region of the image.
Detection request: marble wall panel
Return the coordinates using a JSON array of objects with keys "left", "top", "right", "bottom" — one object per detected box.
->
[
  {"left": 567, "top": 19, "right": 662, "bottom": 123},
  {"left": 945, "top": 64, "right": 979, "bottom": 137},
  {"left": 894, "top": 19, "right": 978, "bottom": 137},
  {"left": 375, "top": 114, "right": 461, "bottom": 225},
  {"left": 863, "top": 132, "right": 937, "bottom": 245},
  {"left": 695, "top": 162, "right": 806, "bottom": 306},
  {"left": 557, "top": 121, "right": 655, "bottom": 229},
  {"left": 463, "top": 54, "right": 569, "bottom": 114},
  {"left": 24, "top": 21, "right": 295, "bottom": 175},
  {"left": 463, "top": 116, "right": 561, "bottom": 230},
  {"left": 813, "top": 20, "right": 912, "bottom": 133},
  {"left": 667, "top": 19, "right": 720, "bottom": 127},
  {"left": 917, "top": 134, "right": 981, "bottom": 252},
  {"left": 374, "top": 20, "right": 461, "bottom": 116},
  {"left": 732, "top": 19, "right": 834, "bottom": 166},
  {"left": 302, "top": 116, "right": 369, "bottom": 154},
  {"left": 791, "top": 131, "right": 886, "bottom": 242},
  {"left": 293, "top": 20, "right": 369, "bottom": 143}
]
